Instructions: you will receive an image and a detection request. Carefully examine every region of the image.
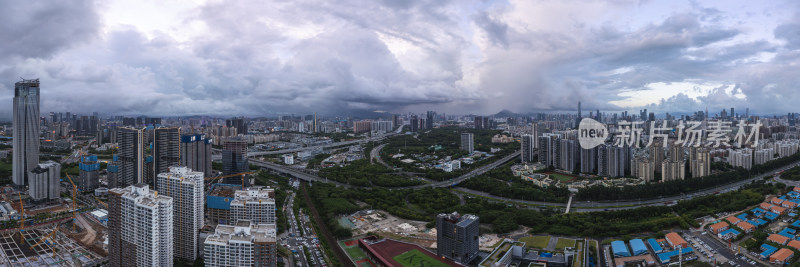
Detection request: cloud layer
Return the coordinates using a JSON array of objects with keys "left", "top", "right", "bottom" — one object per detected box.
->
[{"left": 1, "top": 0, "right": 799, "bottom": 119}]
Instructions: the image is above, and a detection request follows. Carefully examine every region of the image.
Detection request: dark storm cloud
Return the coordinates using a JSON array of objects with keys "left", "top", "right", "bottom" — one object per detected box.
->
[
  {"left": 0, "top": 1, "right": 799, "bottom": 119},
  {"left": 474, "top": 12, "right": 509, "bottom": 48},
  {"left": 0, "top": 0, "right": 99, "bottom": 61}
]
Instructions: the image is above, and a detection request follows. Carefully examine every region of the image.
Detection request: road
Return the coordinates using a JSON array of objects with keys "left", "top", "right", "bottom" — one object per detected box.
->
[
  {"left": 688, "top": 230, "right": 750, "bottom": 266},
  {"left": 370, "top": 143, "right": 390, "bottom": 168},
  {"left": 771, "top": 162, "right": 800, "bottom": 186},
  {"left": 214, "top": 129, "right": 402, "bottom": 159},
  {"left": 251, "top": 150, "right": 521, "bottom": 190},
  {"left": 281, "top": 191, "right": 329, "bottom": 267}
]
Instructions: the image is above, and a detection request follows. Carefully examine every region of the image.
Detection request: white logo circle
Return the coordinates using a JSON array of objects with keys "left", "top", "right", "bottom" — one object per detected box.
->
[{"left": 578, "top": 118, "right": 608, "bottom": 149}]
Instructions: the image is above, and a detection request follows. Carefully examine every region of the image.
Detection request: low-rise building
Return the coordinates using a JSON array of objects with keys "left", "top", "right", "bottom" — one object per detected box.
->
[
  {"left": 665, "top": 232, "right": 687, "bottom": 249},
  {"left": 709, "top": 221, "right": 729, "bottom": 234},
  {"left": 788, "top": 240, "right": 800, "bottom": 250},
  {"left": 737, "top": 221, "right": 755, "bottom": 233},
  {"left": 768, "top": 234, "right": 790, "bottom": 245},
  {"left": 770, "top": 248, "right": 794, "bottom": 265},
  {"left": 771, "top": 206, "right": 787, "bottom": 215}
]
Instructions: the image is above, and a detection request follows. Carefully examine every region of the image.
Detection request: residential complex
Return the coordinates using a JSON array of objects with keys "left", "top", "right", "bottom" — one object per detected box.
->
[
  {"left": 180, "top": 134, "right": 213, "bottom": 177},
  {"left": 203, "top": 220, "right": 277, "bottom": 267},
  {"left": 156, "top": 166, "right": 205, "bottom": 261},
  {"left": 230, "top": 186, "right": 276, "bottom": 225},
  {"left": 28, "top": 161, "right": 60, "bottom": 201},
  {"left": 116, "top": 127, "right": 144, "bottom": 188},
  {"left": 152, "top": 127, "right": 181, "bottom": 189},
  {"left": 108, "top": 184, "right": 174, "bottom": 267}
]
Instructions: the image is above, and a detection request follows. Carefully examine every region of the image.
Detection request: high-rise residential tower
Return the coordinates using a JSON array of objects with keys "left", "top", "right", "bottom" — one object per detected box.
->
[
  {"left": 28, "top": 161, "right": 60, "bottom": 201},
  {"left": 79, "top": 155, "right": 100, "bottom": 192},
  {"left": 157, "top": 167, "right": 204, "bottom": 261},
  {"left": 204, "top": 220, "right": 277, "bottom": 267},
  {"left": 13, "top": 79, "right": 40, "bottom": 188},
  {"left": 230, "top": 186, "right": 276, "bottom": 225},
  {"left": 152, "top": 127, "right": 180, "bottom": 189},
  {"left": 521, "top": 134, "right": 535, "bottom": 163},
  {"left": 180, "top": 134, "right": 213, "bottom": 177},
  {"left": 117, "top": 127, "right": 144, "bottom": 188},
  {"left": 108, "top": 184, "right": 174, "bottom": 267},
  {"left": 461, "top": 133, "right": 474, "bottom": 154}
]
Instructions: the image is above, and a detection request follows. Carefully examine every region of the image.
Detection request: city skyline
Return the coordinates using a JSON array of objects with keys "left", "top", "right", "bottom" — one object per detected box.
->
[{"left": 2, "top": 1, "right": 800, "bottom": 119}]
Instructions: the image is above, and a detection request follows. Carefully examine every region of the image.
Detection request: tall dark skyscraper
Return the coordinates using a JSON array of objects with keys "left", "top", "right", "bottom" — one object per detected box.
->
[
  {"left": 225, "top": 117, "right": 247, "bottom": 135},
  {"left": 222, "top": 137, "right": 249, "bottom": 186},
  {"left": 410, "top": 115, "right": 419, "bottom": 132},
  {"left": 181, "top": 134, "right": 213, "bottom": 177},
  {"left": 152, "top": 127, "right": 180, "bottom": 189},
  {"left": 474, "top": 116, "right": 483, "bottom": 129},
  {"left": 436, "top": 212, "right": 479, "bottom": 265},
  {"left": 116, "top": 127, "right": 144, "bottom": 188},
  {"left": 13, "top": 79, "right": 41, "bottom": 188},
  {"left": 575, "top": 101, "right": 581, "bottom": 128},
  {"left": 426, "top": 111, "right": 434, "bottom": 130}
]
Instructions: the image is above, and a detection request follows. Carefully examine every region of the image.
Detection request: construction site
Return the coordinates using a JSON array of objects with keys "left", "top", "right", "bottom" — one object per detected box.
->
[
  {"left": 0, "top": 172, "right": 107, "bottom": 266},
  {"left": 338, "top": 210, "right": 438, "bottom": 248}
]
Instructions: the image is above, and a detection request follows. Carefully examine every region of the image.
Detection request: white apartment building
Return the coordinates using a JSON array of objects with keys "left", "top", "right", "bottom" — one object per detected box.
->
[
  {"left": 775, "top": 140, "right": 800, "bottom": 158},
  {"left": 230, "top": 186, "right": 276, "bottom": 225},
  {"left": 204, "top": 220, "right": 278, "bottom": 267},
  {"left": 754, "top": 148, "right": 775, "bottom": 165},
  {"left": 109, "top": 184, "right": 173, "bottom": 267},
  {"left": 28, "top": 161, "right": 60, "bottom": 201},
  {"left": 728, "top": 148, "right": 753, "bottom": 170},
  {"left": 156, "top": 166, "right": 204, "bottom": 261}
]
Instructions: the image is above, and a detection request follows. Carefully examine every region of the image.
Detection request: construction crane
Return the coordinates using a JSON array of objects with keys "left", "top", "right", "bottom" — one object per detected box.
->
[
  {"left": 17, "top": 192, "right": 25, "bottom": 243},
  {"left": 204, "top": 172, "right": 254, "bottom": 189},
  {"left": 64, "top": 174, "right": 81, "bottom": 232},
  {"left": 93, "top": 196, "right": 107, "bottom": 209}
]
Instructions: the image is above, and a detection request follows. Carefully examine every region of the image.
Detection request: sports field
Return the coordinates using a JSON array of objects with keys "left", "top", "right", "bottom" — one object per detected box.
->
[
  {"left": 340, "top": 239, "right": 377, "bottom": 267},
  {"left": 393, "top": 249, "right": 450, "bottom": 267}
]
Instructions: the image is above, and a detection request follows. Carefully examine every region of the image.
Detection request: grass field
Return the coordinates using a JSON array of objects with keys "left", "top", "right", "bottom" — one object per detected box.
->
[
  {"left": 393, "top": 249, "right": 450, "bottom": 267},
  {"left": 519, "top": 235, "right": 551, "bottom": 249},
  {"left": 547, "top": 173, "right": 576, "bottom": 182},
  {"left": 555, "top": 238, "right": 576, "bottom": 249}
]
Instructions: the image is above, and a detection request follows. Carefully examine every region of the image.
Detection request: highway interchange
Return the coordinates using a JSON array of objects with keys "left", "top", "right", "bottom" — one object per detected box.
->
[
  {"left": 251, "top": 145, "right": 800, "bottom": 213},
  {"left": 230, "top": 127, "right": 800, "bottom": 213}
]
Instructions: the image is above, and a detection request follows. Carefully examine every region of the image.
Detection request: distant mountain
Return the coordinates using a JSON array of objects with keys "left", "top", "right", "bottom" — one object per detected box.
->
[{"left": 492, "top": 109, "right": 522, "bottom": 118}]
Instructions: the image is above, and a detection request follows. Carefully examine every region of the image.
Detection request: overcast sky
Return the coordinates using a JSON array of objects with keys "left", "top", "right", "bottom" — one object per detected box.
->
[{"left": 1, "top": 0, "right": 799, "bottom": 119}]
